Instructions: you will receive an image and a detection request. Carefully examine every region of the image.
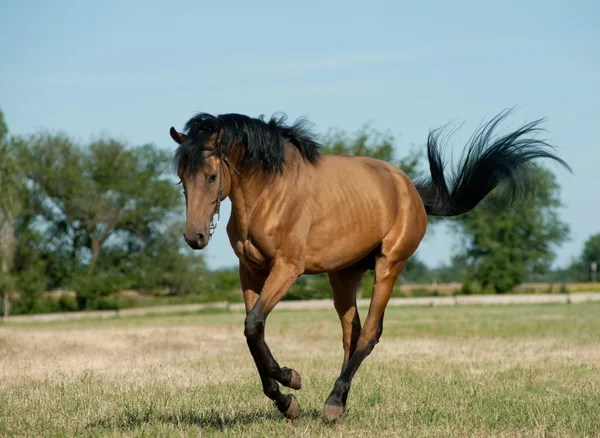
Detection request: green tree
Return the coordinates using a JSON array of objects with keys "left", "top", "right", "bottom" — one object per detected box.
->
[
  {"left": 453, "top": 166, "right": 569, "bottom": 293},
  {"left": 96, "top": 220, "right": 207, "bottom": 296},
  {"left": 431, "top": 256, "right": 469, "bottom": 284},
  {"left": 399, "top": 257, "right": 430, "bottom": 283},
  {"left": 0, "top": 109, "right": 25, "bottom": 317},
  {"left": 9, "top": 197, "right": 50, "bottom": 314},
  {"left": 321, "top": 124, "right": 421, "bottom": 178},
  {"left": 581, "top": 234, "right": 600, "bottom": 268},
  {"left": 569, "top": 233, "right": 600, "bottom": 282},
  {"left": 16, "top": 132, "right": 184, "bottom": 308}
]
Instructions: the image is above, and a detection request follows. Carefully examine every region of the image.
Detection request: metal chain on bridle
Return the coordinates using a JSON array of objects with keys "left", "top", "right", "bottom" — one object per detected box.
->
[{"left": 202, "top": 148, "right": 240, "bottom": 238}]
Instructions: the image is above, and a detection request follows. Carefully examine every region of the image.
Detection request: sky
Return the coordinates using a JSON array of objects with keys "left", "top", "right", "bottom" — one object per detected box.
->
[{"left": 1, "top": 0, "right": 598, "bottom": 271}]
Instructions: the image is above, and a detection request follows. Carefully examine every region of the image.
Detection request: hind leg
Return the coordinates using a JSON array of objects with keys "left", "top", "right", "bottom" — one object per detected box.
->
[
  {"left": 328, "top": 266, "right": 367, "bottom": 374},
  {"left": 376, "top": 311, "right": 385, "bottom": 342},
  {"left": 323, "top": 256, "right": 406, "bottom": 421}
]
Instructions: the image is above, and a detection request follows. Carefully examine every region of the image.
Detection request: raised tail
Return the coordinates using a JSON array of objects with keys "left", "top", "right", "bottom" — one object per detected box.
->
[{"left": 413, "top": 110, "right": 572, "bottom": 217}]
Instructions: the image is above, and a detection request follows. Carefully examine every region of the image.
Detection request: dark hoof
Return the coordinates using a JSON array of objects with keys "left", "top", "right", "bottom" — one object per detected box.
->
[
  {"left": 322, "top": 403, "right": 345, "bottom": 422},
  {"left": 288, "top": 369, "right": 302, "bottom": 390},
  {"left": 279, "top": 367, "right": 302, "bottom": 389},
  {"left": 282, "top": 394, "right": 300, "bottom": 420}
]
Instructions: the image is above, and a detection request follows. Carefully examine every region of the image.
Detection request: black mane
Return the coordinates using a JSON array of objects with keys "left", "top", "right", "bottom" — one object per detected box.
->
[{"left": 174, "top": 113, "right": 321, "bottom": 175}]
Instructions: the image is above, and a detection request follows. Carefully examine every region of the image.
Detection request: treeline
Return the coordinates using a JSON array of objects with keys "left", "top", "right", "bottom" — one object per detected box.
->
[
  {"left": 0, "top": 110, "right": 598, "bottom": 316},
  {"left": 0, "top": 109, "right": 208, "bottom": 315}
]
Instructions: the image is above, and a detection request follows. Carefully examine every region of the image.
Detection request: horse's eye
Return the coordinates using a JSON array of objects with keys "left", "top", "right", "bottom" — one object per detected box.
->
[{"left": 208, "top": 174, "right": 217, "bottom": 183}]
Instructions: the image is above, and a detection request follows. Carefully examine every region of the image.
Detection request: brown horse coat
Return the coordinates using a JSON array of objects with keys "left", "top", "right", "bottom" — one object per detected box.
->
[{"left": 170, "top": 110, "right": 570, "bottom": 421}]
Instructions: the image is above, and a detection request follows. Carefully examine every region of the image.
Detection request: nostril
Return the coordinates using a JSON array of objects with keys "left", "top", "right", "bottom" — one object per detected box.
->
[{"left": 196, "top": 233, "right": 205, "bottom": 243}]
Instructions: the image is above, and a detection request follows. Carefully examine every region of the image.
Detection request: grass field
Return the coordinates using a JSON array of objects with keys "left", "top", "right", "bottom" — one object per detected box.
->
[{"left": 1, "top": 303, "right": 599, "bottom": 437}]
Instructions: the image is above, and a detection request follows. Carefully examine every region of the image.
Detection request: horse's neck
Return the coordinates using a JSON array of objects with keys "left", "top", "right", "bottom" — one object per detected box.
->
[
  {"left": 228, "top": 148, "right": 306, "bottom": 240},
  {"left": 228, "top": 172, "right": 273, "bottom": 240}
]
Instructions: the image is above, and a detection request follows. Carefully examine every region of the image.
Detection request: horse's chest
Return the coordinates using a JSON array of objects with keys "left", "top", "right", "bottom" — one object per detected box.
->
[
  {"left": 233, "top": 238, "right": 271, "bottom": 272},
  {"left": 227, "top": 214, "right": 274, "bottom": 273}
]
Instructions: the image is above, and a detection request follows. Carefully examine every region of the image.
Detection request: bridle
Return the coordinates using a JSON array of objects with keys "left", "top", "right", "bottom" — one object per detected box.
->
[{"left": 201, "top": 148, "right": 240, "bottom": 238}]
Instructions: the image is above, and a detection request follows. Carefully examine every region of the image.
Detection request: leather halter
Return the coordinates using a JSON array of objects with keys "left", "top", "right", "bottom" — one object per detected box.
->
[{"left": 201, "top": 148, "right": 240, "bottom": 238}]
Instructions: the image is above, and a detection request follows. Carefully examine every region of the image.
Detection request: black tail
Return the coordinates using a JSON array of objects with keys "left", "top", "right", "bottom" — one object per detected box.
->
[{"left": 413, "top": 110, "right": 572, "bottom": 217}]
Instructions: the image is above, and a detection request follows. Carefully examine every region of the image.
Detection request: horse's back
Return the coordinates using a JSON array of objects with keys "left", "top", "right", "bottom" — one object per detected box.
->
[{"left": 309, "top": 155, "right": 420, "bottom": 218}]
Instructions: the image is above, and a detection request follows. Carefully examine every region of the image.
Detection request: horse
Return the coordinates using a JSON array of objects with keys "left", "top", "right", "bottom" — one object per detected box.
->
[{"left": 169, "top": 110, "right": 570, "bottom": 422}]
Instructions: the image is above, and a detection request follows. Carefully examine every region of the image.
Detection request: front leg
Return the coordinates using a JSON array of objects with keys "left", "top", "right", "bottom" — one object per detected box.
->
[{"left": 240, "top": 261, "right": 302, "bottom": 419}]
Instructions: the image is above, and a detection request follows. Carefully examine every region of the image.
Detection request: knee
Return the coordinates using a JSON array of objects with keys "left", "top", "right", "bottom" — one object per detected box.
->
[{"left": 244, "top": 310, "right": 264, "bottom": 341}]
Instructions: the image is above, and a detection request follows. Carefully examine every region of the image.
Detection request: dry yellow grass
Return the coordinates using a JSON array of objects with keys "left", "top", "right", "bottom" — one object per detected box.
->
[
  {"left": 3, "top": 325, "right": 598, "bottom": 383},
  {"left": 1, "top": 304, "right": 599, "bottom": 437}
]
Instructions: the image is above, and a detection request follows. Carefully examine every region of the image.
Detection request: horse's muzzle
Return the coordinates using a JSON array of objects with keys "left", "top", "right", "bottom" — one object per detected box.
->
[{"left": 183, "top": 232, "right": 208, "bottom": 250}]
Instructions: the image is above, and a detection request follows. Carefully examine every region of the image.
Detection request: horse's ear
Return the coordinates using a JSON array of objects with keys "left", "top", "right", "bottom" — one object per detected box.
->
[
  {"left": 170, "top": 127, "right": 186, "bottom": 145},
  {"left": 216, "top": 128, "right": 225, "bottom": 146}
]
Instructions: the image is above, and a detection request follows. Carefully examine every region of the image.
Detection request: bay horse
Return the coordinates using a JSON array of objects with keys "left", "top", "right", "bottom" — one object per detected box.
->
[{"left": 169, "top": 110, "right": 570, "bottom": 422}]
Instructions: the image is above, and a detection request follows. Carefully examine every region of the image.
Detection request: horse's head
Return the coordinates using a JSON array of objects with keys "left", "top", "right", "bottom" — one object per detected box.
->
[{"left": 170, "top": 127, "right": 232, "bottom": 250}]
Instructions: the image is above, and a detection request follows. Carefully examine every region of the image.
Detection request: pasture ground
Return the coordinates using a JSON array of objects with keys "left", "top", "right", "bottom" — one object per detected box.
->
[{"left": 1, "top": 303, "right": 599, "bottom": 437}]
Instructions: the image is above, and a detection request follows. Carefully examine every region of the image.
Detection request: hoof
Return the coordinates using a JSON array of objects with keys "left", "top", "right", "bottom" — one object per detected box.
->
[
  {"left": 282, "top": 394, "right": 300, "bottom": 420},
  {"left": 322, "top": 403, "right": 345, "bottom": 422},
  {"left": 282, "top": 367, "right": 302, "bottom": 390},
  {"left": 288, "top": 369, "right": 302, "bottom": 390}
]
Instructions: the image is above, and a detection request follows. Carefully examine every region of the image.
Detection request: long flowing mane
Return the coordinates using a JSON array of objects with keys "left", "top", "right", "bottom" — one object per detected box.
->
[{"left": 174, "top": 113, "right": 321, "bottom": 175}]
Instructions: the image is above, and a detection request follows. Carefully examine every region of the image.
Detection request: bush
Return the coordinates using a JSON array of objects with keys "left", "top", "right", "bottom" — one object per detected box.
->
[
  {"left": 461, "top": 282, "right": 474, "bottom": 295},
  {"left": 410, "top": 288, "right": 432, "bottom": 297},
  {"left": 58, "top": 294, "right": 78, "bottom": 311},
  {"left": 284, "top": 275, "right": 332, "bottom": 301},
  {"left": 361, "top": 272, "right": 374, "bottom": 298},
  {"left": 29, "top": 298, "right": 62, "bottom": 314},
  {"left": 479, "top": 285, "right": 496, "bottom": 295}
]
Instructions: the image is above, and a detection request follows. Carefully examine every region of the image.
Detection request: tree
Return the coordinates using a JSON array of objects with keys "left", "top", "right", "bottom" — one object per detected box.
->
[
  {"left": 399, "top": 257, "right": 430, "bottom": 283},
  {"left": 321, "top": 124, "right": 421, "bottom": 178},
  {"left": 96, "top": 219, "right": 207, "bottom": 296},
  {"left": 9, "top": 196, "right": 50, "bottom": 314},
  {"left": 0, "top": 109, "right": 25, "bottom": 317},
  {"left": 16, "top": 132, "right": 184, "bottom": 308},
  {"left": 581, "top": 234, "right": 600, "bottom": 268},
  {"left": 452, "top": 166, "right": 569, "bottom": 293},
  {"left": 569, "top": 233, "right": 600, "bottom": 282}
]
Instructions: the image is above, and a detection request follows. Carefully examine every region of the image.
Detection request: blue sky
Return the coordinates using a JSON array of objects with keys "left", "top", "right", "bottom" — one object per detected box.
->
[{"left": 1, "top": 0, "right": 598, "bottom": 271}]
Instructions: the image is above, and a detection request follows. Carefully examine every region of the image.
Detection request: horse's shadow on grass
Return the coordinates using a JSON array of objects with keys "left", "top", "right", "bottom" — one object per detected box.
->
[{"left": 89, "top": 407, "right": 322, "bottom": 431}]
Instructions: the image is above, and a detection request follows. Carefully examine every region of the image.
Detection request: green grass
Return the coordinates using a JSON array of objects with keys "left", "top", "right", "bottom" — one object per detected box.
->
[{"left": 1, "top": 303, "right": 599, "bottom": 437}]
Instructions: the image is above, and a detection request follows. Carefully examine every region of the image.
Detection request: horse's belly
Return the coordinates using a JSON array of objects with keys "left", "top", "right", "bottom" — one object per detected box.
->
[{"left": 303, "top": 228, "right": 383, "bottom": 274}]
